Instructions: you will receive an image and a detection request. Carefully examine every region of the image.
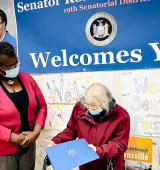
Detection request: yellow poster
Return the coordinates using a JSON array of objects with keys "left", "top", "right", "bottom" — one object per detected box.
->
[{"left": 124, "top": 137, "right": 152, "bottom": 163}]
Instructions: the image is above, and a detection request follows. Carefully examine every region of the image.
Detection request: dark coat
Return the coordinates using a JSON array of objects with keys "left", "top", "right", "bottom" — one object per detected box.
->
[{"left": 52, "top": 101, "right": 130, "bottom": 170}]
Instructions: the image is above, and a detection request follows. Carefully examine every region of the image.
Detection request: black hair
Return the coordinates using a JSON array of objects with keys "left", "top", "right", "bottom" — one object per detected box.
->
[
  {"left": 0, "top": 42, "right": 16, "bottom": 57},
  {"left": 0, "top": 9, "right": 7, "bottom": 27}
]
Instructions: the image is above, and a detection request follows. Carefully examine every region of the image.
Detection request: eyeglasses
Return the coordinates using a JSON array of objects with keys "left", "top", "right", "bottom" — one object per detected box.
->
[
  {"left": 84, "top": 101, "right": 101, "bottom": 111},
  {"left": 0, "top": 61, "right": 19, "bottom": 71}
]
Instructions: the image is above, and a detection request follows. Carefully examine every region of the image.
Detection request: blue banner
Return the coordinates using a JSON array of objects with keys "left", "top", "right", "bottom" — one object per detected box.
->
[{"left": 14, "top": 0, "right": 160, "bottom": 73}]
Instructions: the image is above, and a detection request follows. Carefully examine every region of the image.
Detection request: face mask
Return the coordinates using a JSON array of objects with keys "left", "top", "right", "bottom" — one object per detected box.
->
[
  {"left": 89, "top": 107, "right": 103, "bottom": 115},
  {"left": 4, "top": 63, "right": 20, "bottom": 78}
]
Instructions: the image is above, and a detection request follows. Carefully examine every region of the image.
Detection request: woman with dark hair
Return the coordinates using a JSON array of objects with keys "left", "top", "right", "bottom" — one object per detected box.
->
[
  {"left": 0, "top": 9, "right": 16, "bottom": 50},
  {"left": 0, "top": 42, "right": 47, "bottom": 170}
]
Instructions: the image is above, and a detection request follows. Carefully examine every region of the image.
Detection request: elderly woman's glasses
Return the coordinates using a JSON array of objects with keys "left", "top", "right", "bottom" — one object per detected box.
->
[{"left": 81, "top": 97, "right": 101, "bottom": 110}]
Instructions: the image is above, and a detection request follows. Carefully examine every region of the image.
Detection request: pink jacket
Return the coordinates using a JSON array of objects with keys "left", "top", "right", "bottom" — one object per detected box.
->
[{"left": 0, "top": 72, "right": 47, "bottom": 156}]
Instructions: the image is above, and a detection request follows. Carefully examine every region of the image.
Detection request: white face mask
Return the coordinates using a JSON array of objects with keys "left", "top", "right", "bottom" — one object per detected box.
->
[
  {"left": 89, "top": 107, "right": 103, "bottom": 115},
  {"left": 4, "top": 63, "right": 20, "bottom": 78}
]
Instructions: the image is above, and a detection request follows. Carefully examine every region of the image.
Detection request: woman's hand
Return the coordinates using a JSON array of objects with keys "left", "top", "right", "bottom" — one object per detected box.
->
[
  {"left": 45, "top": 139, "right": 55, "bottom": 147},
  {"left": 20, "top": 131, "right": 39, "bottom": 148},
  {"left": 20, "top": 124, "right": 42, "bottom": 148},
  {"left": 10, "top": 132, "right": 26, "bottom": 144},
  {"left": 88, "top": 144, "right": 96, "bottom": 152}
]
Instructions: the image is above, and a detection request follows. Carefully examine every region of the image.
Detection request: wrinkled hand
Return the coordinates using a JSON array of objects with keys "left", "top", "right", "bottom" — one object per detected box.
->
[
  {"left": 20, "top": 131, "right": 39, "bottom": 148},
  {"left": 88, "top": 144, "right": 96, "bottom": 152},
  {"left": 45, "top": 139, "right": 55, "bottom": 147}
]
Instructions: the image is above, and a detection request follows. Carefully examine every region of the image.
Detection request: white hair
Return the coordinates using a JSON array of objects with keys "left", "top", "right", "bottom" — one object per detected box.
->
[{"left": 83, "top": 83, "right": 113, "bottom": 113}]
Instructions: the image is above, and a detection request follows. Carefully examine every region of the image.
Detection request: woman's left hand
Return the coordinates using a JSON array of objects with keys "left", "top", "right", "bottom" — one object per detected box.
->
[
  {"left": 88, "top": 144, "right": 96, "bottom": 152},
  {"left": 20, "top": 124, "right": 42, "bottom": 148},
  {"left": 20, "top": 131, "right": 39, "bottom": 148}
]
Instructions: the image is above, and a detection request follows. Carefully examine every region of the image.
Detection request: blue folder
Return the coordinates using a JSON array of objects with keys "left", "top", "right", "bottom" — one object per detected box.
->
[{"left": 45, "top": 138, "right": 100, "bottom": 170}]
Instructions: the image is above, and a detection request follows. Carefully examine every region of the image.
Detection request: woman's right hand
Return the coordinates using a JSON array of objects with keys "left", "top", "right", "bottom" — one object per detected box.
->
[
  {"left": 10, "top": 132, "right": 26, "bottom": 144},
  {"left": 45, "top": 139, "right": 55, "bottom": 147}
]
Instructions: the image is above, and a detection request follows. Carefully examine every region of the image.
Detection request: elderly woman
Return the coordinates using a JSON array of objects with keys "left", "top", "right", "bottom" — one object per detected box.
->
[
  {"left": 49, "top": 83, "right": 130, "bottom": 170},
  {"left": 0, "top": 42, "right": 47, "bottom": 170}
]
